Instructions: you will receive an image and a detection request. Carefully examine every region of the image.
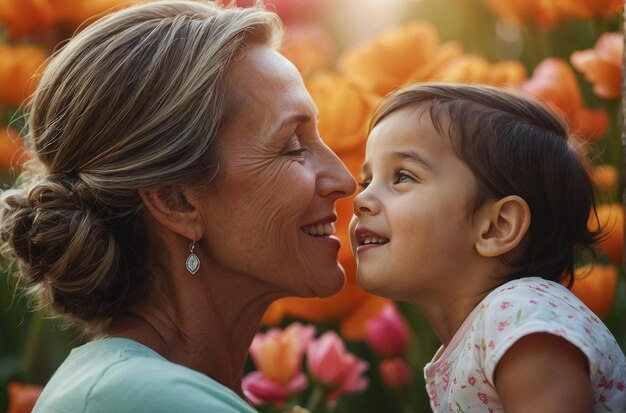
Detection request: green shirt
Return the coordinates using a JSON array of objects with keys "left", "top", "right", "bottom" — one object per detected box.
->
[{"left": 34, "top": 337, "right": 258, "bottom": 413}]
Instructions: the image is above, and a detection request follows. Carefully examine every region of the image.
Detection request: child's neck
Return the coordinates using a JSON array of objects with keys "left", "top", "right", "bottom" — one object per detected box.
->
[{"left": 414, "top": 279, "right": 501, "bottom": 348}]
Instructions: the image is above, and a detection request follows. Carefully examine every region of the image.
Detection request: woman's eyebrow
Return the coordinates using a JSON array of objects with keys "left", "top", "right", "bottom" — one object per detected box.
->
[{"left": 272, "top": 113, "right": 312, "bottom": 134}]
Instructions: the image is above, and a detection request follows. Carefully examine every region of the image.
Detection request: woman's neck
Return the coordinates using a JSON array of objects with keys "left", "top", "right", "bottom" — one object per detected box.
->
[{"left": 107, "top": 264, "right": 279, "bottom": 397}]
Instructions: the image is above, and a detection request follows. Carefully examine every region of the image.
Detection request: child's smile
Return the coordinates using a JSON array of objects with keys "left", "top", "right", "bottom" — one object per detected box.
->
[{"left": 353, "top": 227, "right": 390, "bottom": 252}]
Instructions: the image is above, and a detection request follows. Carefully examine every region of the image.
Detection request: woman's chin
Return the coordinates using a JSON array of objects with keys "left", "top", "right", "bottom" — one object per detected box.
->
[{"left": 309, "top": 266, "right": 346, "bottom": 298}]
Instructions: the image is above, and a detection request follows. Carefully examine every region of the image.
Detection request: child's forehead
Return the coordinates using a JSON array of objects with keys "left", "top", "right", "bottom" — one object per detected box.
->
[{"left": 366, "top": 107, "right": 452, "bottom": 158}]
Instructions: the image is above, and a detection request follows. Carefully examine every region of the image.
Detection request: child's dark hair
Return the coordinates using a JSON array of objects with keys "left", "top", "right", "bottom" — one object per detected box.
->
[{"left": 370, "top": 83, "right": 602, "bottom": 286}]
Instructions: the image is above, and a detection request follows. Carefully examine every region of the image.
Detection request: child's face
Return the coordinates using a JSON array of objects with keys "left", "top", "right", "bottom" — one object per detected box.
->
[{"left": 349, "top": 107, "right": 483, "bottom": 302}]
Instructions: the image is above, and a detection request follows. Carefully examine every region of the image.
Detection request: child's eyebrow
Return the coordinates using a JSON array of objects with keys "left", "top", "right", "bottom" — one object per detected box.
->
[{"left": 392, "top": 150, "right": 436, "bottom": 172}]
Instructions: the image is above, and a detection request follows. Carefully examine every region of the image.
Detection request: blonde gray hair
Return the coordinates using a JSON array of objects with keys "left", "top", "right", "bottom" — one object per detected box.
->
[{"left": 0, "top": 0, "right": 283, "bottom": 333}]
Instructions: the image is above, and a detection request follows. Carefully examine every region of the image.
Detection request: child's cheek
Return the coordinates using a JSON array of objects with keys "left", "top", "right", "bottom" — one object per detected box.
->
[{"left": 348, "top": 214, "right": 358, "bottom": 255}]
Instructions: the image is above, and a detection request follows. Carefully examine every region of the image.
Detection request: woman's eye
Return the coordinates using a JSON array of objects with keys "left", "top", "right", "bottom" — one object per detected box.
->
[
  {"left": 283, "top": 134, "right": 307, "bottom": 157},
  {"left": 393, "top": 170, "right": 415, "bottom": 184},
  {"left": 286, "top": 147, "right": 307, "bottom": 156}
]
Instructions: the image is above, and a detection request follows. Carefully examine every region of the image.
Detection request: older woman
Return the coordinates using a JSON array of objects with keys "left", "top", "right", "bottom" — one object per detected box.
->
[{"left": 0, "top": 1, "right": 355, "bottom": 412}]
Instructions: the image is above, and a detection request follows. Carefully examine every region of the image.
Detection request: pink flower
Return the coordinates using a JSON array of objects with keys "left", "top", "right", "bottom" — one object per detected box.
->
[
  {"left": 228, "top": 0, "right": 332, "bottom": 24},
  {"left": 307, "top": 331, "right": 369, "bottom": 400},
  {"left": 520, "top": 58, "right": 608, "bottom": 141},
  {"left": 243, "top": 323, "right": 315, "bottom": 405},
  {"left": 379, "top": 358, "right": 412, "bottom": 390},
  {"left": 468, "top": 376, "right": 477, "bottom": 386},
  {"left": 364, "top": 304, "right": 411, "bottom": 358},
  {"left": 242, "top": 372, "right": 307, "bottom": 406}
]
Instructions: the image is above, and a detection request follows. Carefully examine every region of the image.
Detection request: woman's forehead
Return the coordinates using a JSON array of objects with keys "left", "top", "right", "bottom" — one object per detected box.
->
[{"left": 224, "top": 46, "right": 316, "bottom": 137}]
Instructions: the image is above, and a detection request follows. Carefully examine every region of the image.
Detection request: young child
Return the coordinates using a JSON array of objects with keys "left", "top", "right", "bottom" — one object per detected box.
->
[{"left": 349, "top": 83, "right": 626, "bottom": 412}]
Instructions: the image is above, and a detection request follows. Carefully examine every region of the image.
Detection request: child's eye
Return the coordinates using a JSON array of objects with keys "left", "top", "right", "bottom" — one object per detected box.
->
[
  {"left": 358, "top": 179, "right": 371, "bottom": 190},
  {"left": 393, "top": 169, "right": 416, "bottom": 184}
]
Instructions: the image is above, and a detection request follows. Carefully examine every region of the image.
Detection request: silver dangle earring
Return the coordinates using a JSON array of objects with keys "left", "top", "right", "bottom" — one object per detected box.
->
[{"left": 185, "top": 239, "right": 200, "bottom": 275}]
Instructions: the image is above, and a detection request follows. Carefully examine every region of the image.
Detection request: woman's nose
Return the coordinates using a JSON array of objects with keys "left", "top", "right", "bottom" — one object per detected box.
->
[{"left": 317, "top": 145, "right": 357, "bottom": 200}]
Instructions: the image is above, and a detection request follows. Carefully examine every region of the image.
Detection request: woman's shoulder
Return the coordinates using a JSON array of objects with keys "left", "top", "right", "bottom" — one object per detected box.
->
[{"left": 34, "top": 338, "right": 257, "bottom": 413}]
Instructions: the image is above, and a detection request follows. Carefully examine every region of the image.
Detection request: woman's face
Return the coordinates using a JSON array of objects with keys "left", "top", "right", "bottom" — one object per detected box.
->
[{"left": 195, "top": 45, "right": 356, "bottom": 298}]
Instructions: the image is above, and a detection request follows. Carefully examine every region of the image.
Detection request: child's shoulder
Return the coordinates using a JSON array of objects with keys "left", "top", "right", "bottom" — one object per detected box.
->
[
  {"left": 485, "top": 276, "right": 582, "bottom": 309},
  {"left": 476, "top": 276, "right": 603, "bottom": 334},
  {"left": 475, "top": 276, "right": 617, "bottom": 353}
]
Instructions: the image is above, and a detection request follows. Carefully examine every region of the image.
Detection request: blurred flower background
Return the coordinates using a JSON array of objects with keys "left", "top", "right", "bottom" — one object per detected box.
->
[{"left": 0, "top": 0, "right": 624, "bottom": 412}]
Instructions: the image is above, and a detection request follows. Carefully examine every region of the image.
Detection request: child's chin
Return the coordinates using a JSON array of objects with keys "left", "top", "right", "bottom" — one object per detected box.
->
[{"left": 356, "top": 271, "right": 392, "bottom": 298}]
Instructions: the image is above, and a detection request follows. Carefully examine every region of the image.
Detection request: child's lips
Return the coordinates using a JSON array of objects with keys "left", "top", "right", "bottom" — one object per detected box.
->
[
  {"left": 354, "top": 227, "right": 390, "bottom": 252},
  {"left": 356, "top": 242, "right": 388, "bottom": 253}
]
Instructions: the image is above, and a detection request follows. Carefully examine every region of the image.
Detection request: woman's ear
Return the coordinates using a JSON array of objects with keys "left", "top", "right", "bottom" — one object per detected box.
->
[
  {"left": 475, "top": 195, "right": 531, "bottom": 258},
  {"left": 139, "top": 185, "right": 204, "bottom": 241}
]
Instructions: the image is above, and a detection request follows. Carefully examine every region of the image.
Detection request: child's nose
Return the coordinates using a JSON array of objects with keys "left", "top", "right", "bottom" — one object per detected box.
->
[{"left": 353, "top": 190, "right": 380, "bottom": 216}]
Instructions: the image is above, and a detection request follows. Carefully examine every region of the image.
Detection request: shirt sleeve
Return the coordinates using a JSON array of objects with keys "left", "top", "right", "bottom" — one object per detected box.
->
[{"left": 480, "top": 282, "right": 597, "bottom": 387}]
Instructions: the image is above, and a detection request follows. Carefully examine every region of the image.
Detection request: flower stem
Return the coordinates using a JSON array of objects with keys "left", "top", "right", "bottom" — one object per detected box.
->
[
  {"left": 21, "top": 309, "right": 44, "bottom": 383},
  {"left": 304, "top": 386, "right": 326, "bottom": 413}
]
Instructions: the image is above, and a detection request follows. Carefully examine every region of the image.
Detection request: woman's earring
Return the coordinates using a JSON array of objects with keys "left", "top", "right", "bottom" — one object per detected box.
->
[{"left": 185, "top": 239, "right": 200, "bottom": 275}]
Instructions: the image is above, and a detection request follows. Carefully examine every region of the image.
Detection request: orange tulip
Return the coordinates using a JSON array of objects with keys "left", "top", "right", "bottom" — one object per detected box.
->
[
  {"left": 430, "top": 55, "right": 491, "bottom": 84},
  {"left": 275, "top": 274, "right": 370, "bottom": 323},
  {"left": 552, "top": 0, "right": 623, "bottom": 20},
  {"left": 0, "top": 45, "right": 48, "bottom": 108},
  {"left": 338, "top": 21, "right": 463, "bottom": 97},
  {"left": 483, "top": 0, "right": 559, "bottom": 27},
  {"left": 591, "top": 164, "right": 619, "bottom": 193},
  {"left": 0, "top": 0, "right": 58, "bottom": 37},
  {"left": 280, "top": 24, "right": 336, "bottom": 75},
  {"left": 484, "top": 60, "right": 528, "bottom": 87},
  {"left": 571, "top": 33, "right": 623, "bottom": 100},
  {"left": 589, "top": 203, "right": 624, "bottom": 264},
  {"left": 261, "top": 300, "right": 286, "bottom": 326},
  {"left": 0, "top": 128, "right": 29, "bottom": 171},
  {"left": 7, "top": 382, "right": 43, "bottom": 413},
  {"left": 521, "top": 58, "right": 608, "bottom": 142},
  {"left": 340, "top": 295, "right": 391, "bottom": 340},
  {"left": 306, "top": 73, "right": 379, "bottom": 155},
  {"left": 571, "top": 264, "right": 618, "bottom": 318},
  {"left": 430, "top": 55, "right": 527, "bottom": 87},
  {"left": 59, "top": 0, "right": 146, "bottom": 26},
  {"left": 249, "top": 323, "right": 315, "bottom": 387}
]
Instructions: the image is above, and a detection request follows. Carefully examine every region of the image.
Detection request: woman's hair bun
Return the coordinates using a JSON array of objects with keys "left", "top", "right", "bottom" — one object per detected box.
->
[{"left": 0, "top": 174, "right": 129, "bottom": 322}]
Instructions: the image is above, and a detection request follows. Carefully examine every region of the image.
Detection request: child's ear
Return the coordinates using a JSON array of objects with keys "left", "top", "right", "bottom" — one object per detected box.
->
[
  {"left": 475, "top": 195, "right": 531, "bottom": 258},
  {"left": 139, "top": 185, "right": 204, "bottom": 241}
]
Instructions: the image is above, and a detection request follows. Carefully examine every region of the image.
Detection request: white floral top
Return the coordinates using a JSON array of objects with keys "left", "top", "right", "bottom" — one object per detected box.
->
[{"left": 423, "top": 277, "right": 626, "bottom": 413}]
